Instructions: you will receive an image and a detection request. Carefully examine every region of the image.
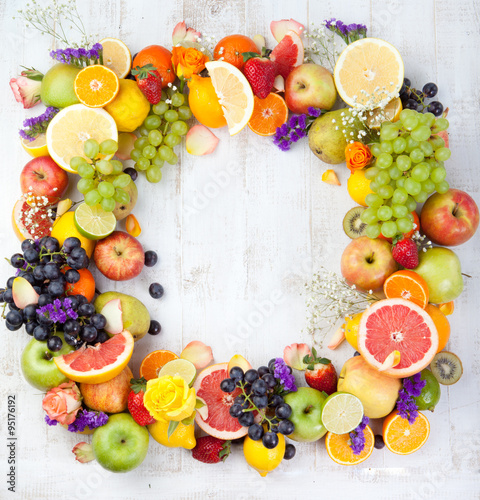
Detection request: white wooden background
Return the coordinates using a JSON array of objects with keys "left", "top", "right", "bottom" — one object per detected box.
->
[{"left": 0, "top": 0, "right": 479, "bottom": 498}]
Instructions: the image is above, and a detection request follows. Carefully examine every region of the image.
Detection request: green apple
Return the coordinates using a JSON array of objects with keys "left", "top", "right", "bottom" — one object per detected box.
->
[
  {"left": 414, "top": 247, "right": 464, "bottom": 303},
  {"left": 21, "top": 334, "right": 74, "bottom": 391},
  {"left": 284, "top": 387, "right": 327, "bottom": 442},
  {"left": 92, "top": 413, "right": 149, "bottom": 472},
  {"left": 40, "top": 63, "right": 80, "bottom": 108}
]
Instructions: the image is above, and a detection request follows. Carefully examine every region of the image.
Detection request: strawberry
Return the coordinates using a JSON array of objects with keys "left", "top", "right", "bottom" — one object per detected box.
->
[
  {"left": 392, "top": 236, "right": 419, "bottom": 269},
  {"left": 192, "top": 436, "right": 231, "bottom": 464},
  {"left": 303, "top": 348, "right": 337, "bottom": 395},
  {"left": 127, "top": 377, "right": 155, "bottom": 426},
  {"left": 131, "top": 64, "right": 163, "bottom": 104},
  {"left": 242, "top": 52, "right": 276, "bottom": 99}
]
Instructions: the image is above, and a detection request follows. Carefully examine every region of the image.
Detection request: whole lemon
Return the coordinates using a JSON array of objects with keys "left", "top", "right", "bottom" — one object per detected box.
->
[
  {"left": 188, "top": 75, "right": 227, "bottom": 129},
  {"left": 243, "top": 431, "right": 285, "bottom": 477},
  {"left": 347, "top": 169, "right": 373, "bottom": 206},
  {"left": 343, "top": 312, "right": 363, "bottom": 350},
  {"left": 104, "top": 79, "right": 150, "bottom": 132},
  {"left": 50, "top": 211, "right": 96, "bottom": 258},
  {"left": 147, "top": 419, "right": 196, "bottom": 449}
]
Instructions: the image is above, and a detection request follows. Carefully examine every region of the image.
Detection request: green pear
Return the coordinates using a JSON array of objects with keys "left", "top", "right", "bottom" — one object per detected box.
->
[
  {"left": 112, "top": 178, "right": 138, "bottom": 221},
  {"left": 94, "top": 291, "right": 150, "bottom": 341}
]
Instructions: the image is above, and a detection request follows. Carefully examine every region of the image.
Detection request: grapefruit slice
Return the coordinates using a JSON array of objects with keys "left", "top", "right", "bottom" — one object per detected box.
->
[
  {"left": 12, "top": 197, "right": 54, "bottom": 241},
  {"left": 270, "top": 30, "right": 304, "bottom": 80},
  {"left": 193, "top": 362, "right": 248, "bottom": 439},
  {"left": 358, "top": 298, "right": 438, "bottom": 378},
  {"left": 54, "top": 330, "right": 134, "bottom": 384}
]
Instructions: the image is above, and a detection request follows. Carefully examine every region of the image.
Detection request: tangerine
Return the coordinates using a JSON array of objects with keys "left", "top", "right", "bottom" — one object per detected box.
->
[
  {"left": 213, "top": 34, "right": 259, "bottom": 70},
  {"left": 64, "top": 266, "right": 96, "bottom": 302},
  {"left": 132, "top": 45, "right": 175, "bottom": 88},
  {"left": 188, "top": 75, "right": 227, "bottom": 128}
]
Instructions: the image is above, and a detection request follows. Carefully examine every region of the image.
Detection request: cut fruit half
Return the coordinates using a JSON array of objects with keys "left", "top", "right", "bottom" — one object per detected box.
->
[
  {"left": 158, "top": 359, "right": 197, "bottom": 385},
  {"left": 54, "top": 330, "right": 134, "bottom": 384},
  {"left": 21, "top": 133, "right": 49, "bottom": 157},
  {"left": 358, "top": 298, "right": 439, "bottom": 378},
  {"left": 382, "top": 411, "right": 430, "bottom": 455},
  {"left": 99, "top": 38, "right": 132, "bottom": 79},
  {"left": 248, "top": 93, "right": 288, "bottom": 136},
  {"left": 12, "top": 197, "right": 54, "bottom": 241},
  {"left": 343, "top": 206, "right": 367, "bottom": 239},
  {"left": 430, "top": 351, "right": 463, "bottom": 385},
  {"left": 74, "top": 65, "right": 120, "bottom": 108},
  {"left": 366, "top": 97, "right": 402, "bottom": 129},
  {"left": 205, "top": 61, "right": 254, "bottom": 136},
  {"left": 140, "top": 350, "right": 179, "bottom": 380},
  {"left": 320, "top": 392, "right": 364, "bottom": 435},
  {"left": 325, "top": 424, "right": 374, "bottom": 465},
  {"left": 383, "top": 270, "right": 429, "bottom": 309},
  {"left": 334, "top": 38, "right": 404, "bottom": 109},
  {"left": 74, "top": 203, "right": 117, "bottom": 240},
  {"left": 193, "top": 362, "right": 248, "bottom": 439},
  {"left": 270, "top": 30, "right": 304, "bottom": 80}
]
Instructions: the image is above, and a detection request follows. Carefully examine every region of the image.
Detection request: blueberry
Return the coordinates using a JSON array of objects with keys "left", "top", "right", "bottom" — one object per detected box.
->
[
  {"left": 149, "top": 283, "right": 164, "bottom": 299},
  {"left": 284, "top": 443, "right": 296, "bottom": 460},
  {"left": 144, "top": 250, "right": 158, "bottom": 267},
  {"left": 148, "top": 320, "right": 162, "bottom": 335},
  {"left": 374, "top": 434, "right": 385, "bottom": 449}
]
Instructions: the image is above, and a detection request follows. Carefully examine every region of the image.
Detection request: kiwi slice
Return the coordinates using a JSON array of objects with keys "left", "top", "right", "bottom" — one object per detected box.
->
[
  {"left": 430, "top": 351, "right": 463, "bottom": 385},
  {"left": 343, "top": 206, "right": 367, "bottom": 239}
]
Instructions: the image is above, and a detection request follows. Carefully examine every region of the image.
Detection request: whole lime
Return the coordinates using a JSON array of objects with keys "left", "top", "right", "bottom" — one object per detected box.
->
[
  {"left": 413, "top": 368, "right": 441, "bottom": 412},
  {"left": 40, "top": 63, "right": 80, "bottom": 108}
]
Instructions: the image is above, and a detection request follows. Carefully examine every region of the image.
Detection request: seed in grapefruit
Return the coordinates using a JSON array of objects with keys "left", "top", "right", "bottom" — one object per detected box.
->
[
  {"left": 12, "top": 197, "right": 55, "bottom": 241},
  {"left": 54, "top": 330, "right": 134, "bottom": 384},
  {"left": 193, "top": 362, "right": 248, "bottom": 439},
  {"left": 270, "top": 30, "right": 304, "bottom": 80},
  {"left": 358, "top": 298, "right": 439, "bottom": 378}
]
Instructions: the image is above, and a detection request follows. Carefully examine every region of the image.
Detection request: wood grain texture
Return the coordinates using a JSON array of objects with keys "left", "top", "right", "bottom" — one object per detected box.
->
[{"left": 0, "top": 0, "right": 479, "bottom": 498}]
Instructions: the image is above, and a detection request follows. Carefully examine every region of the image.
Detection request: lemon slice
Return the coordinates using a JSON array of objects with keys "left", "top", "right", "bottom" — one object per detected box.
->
[
  {"left": 158, "top": 359, "right": 197, "bottom": 386},
  {"left": 46, "top": 104, "right": 118, "bottom": 172},
  {"left": 99, "top": 37, "right": 132, "bottom": 79},
  {"left": 320, "top": 392, "right": 364, "bottom": 435},
  {"left": 205, "top": 60, "right": 254, "bottom": 135},
  {"left": 73, "top": 202, "right": 117, "bottom": 240},
  {"left": 334, "top": 38, "right": 404, "bottom": 109},
  {"left": 21, "top": 133, "right": 49, "bottom": 158},
  {"left": 366, "top": 97, "right": 403, "bottom": 129}
]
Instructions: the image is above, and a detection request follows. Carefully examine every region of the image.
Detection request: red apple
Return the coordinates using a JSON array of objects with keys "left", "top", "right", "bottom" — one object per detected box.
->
[
  {"left": 421, "top": 189, "right": 479, "bottom": 246},
  {"left": 20, "top": 156, "right": 69, "bottom": 206},
  {"left": 284, "top": 63, "right": 336, "bottom": 114},
  {"left": 341, "top": 236, "right": 398, "bottom": 292},
  {"left": 93, "top": 231, "right": 144, "bottom": 281}
]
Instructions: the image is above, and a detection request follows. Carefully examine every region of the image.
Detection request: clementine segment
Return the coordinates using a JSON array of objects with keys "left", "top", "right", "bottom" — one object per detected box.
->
[
  {"left": 132, "top": 45, "right": 175, "bottom": 88},
  {"left": 248, "top": 93, "right": 288, "bottom": 136},
  {"left": 213, "top": 34, "right": 259, "bottom": 70},
  {"left": 383, "top": 270, "right": 430, "bottom": 309},
  {"left": 382, "top": 411, "right": 430, "bottom": 455},
  {"left": 325, "top": 425, "right": 374, "bottom": 465},
  {"left": 139, "top": 350, "right": 179, "bottom": 380}
]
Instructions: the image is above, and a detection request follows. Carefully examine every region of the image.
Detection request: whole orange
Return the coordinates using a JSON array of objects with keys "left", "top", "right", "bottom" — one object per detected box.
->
[
  {"left": 64, "top": 266, "right": 96, "bottom": 302},
  {"left": 213, "top": 34, "right": 259, "bottom": 70},
  {"left": 132, "top": 45, "right": 175, "bottom": 88},
  {"left": 188, "top": 75, "right": 227, "bottom": 128}
]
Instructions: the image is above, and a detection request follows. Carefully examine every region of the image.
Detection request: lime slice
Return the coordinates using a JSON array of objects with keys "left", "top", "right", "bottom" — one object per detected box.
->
[
  {"left": 320, "top": 392, "right": 364, "bottom": 435},
  {"left": 73, "top": 203, "right": 117, "bottom": 240},
  {"left": 158, "top": 359, "right": 197, "bottom": 386}
]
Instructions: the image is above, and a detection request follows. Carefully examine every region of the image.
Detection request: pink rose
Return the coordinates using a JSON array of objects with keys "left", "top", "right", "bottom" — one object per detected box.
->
[
  {"left": 42, "top": 381, "right": 82, "bottom": 426},
  {"left": 172, "top": 21, "right": 201, "bottom": 46},
  {"left": 9, "top": 69, "right": 43, "bottom": 109}
]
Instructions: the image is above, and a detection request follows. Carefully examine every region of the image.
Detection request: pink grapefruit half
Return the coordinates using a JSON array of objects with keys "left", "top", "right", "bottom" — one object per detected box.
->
[
  {"left": 193, "top": 362, "right": 248, "bottom": 439},
  {"left": 358, "top": 298, "right": 439, "bottom": 378},
  {"left": 270, "top": 30, "right": 304, "bottom": 80}
]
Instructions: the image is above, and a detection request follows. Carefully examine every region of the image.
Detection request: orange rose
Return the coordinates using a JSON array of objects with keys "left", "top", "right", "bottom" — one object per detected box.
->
[
  {"left": 171, "top": 47, "right": 209, "bottom": 79},
  {"left": 42, "top": 381, "right": 82, "bottom": 426},
  {"left": 345, "top": 142, "right": 372, "bottom": 172}
]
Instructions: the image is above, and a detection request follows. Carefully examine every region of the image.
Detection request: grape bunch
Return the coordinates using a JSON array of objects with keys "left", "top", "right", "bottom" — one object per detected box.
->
[
  {"left": 130, "top": 89, "right": 192, "bottom": 183},
  {"left": 221, "top": 359, "right": 296, "bottom": 459},
  {"left": 69, "top": 138, "right": 132, "bottom": 212},
  {"left": 0, "top": 236, "right": 108, "bottom": 350},
  {"left": 361, "top": 109, "right": 450, "bottom": 239},
  {"left": 400, "top": 78, "right": 444, "bottom": 117}
]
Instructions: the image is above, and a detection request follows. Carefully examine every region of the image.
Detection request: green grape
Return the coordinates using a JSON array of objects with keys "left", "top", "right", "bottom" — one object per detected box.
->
[
  {"left": 70, "top": 156, "right": 88, "bottom": 171},
  {"left": 377, "top": 206, "right": 393, "bottom": 221},
  {"left": 131, "top": 148, "right": 143, "bottom": 162},
  {"left": 77, "top": 178, "right": 95, "bottom": 194},
  {"left": 167, "top": 152, "right": 178, "bottom": 165},
  {"left": 435, "top": 147, "right": 451, "bottom": 162},
  {"left": 377, "top": 185, "right": 394, "bottom": 199},
  {"left": 177, "top": 106, "right": 193, "bottom": 120},
  {"left": 411, "top": 125, "right": 431, "bottom": 142},
  {"left": 419, "top": 112, "right": 435, "bottom": 128},
  {"left": 396, "top": 177, "right": 406, "bottom": 188},
  {"left": 370, "top": 143, "right": 382, "bottom": 157},
  {"left": 164, "top": 133, "right": 181, "bottom": 148},
  {"left": 376, "top": 153, "right": 393, "bottom": 169},
  {"left": 361, "top": 207, "right": 379, "bottom": 224},
  {"left": 399, "top": 109, "right": 415, "bottom": 123},
  {"left": 96, "top": 160, "right": 113, "bottom": 175},
  {"left": 432, "top": 117, "right": 449, "bottom": 132},
  {"left": 148, "top": 129, "right": 163, "bottom": 147},
  {"left": 136, "top": 157, "right": 150, "bottom": 171},
  {"left": 375, "top": 171, "right": 391, "bottom": 186},
  {"left": 83, "top": 139, "right": 100, "bottom": 159},
  {"left": 143, "top": 145, "right": 157, "bottom": 159},
  {"left": 380, "top": 141, "right": 393, "bottom": 154},
  {"left": 171, "top": 93, "right": 185, "bottom": 107},
  {"left": 388, "top": 165, "right": 402, "bottom": 180},
  {"left": 365, "top": 193, "right": 383, "bottom": 208},
  {"left": 98, "top": 181, "right": 115, "bottom": 198},
  {"left": 405, "top": 136, "right": 420, "bottom": 154},
  {"left": 134, "top": 136, "right": 149, "bottom": 150},
  {"left": 111, "top": 160, "right": 124, "bottom": 175},
  {"left": 413, "top": 191, "right": 428, "bottom": 203},
  {"left": 84, "top": 189, "right": 102, "bottom": 206},
  {"left": 396, "top": 155, "right": 411, "bottom": 172},
  {"left": 113, "top": 173, "right": 131, "bottom": 188},
  {"left": 411, "top": 163, "right": 430, "bottom": 182},
  {"left": 153, "top": 102, "right": 169, "bottom": 115},
  {"left": 146, "top": 165, "right": 163, "bottom": 183},
  {"left": 392, "top": 188, "right": 408, "bottom": 205},
  {"left": 404, "top": 178, "right": 421, "bottom": 196},
  {"left": 78, "top": 163, "right": 96, "bottom": 179},
  {"left": 365, "top": 167, "right": 379, "bottom": 180},
  {"left": 393, "top": 137, "right": 407, "bottom": 154},
  {"left": 430, "top": 166, "right": 447, "bottom": 183},
  {"left": 396, "top": 217, "right": 413, "bottom": 234},
  {"left": 429, "top": 135, "right": 445, "bottom": 150},
  {"left": 144, "top": 115, "right": 162, "bottom": 130},
  {"left": 164, "top": 110, "right": 179, "bottom": 122},
  {"left": 380, "top": 124, "right": 399, "bottom": 142},
  {"left": 419, "top": 141, "right": 434, "bottom": 157},
  {"left": 392, "top": 204, "right": 409, "bottom": 218},
  {"left": 366, "top": 223, "right": 381, "bottom": 239},
  {"left": 421, "top": 179, "right": 436, "bottom": 194},
  {"left": 158, "top": 145, "right": 174, "bottom": 161},
  {"left": 381, "top": 221, "right": 398, "bottom": 239},
  {"left": 99, "top": 139, "right": 118, "bottom": 155},
  {"left": 139, "top": 125, "right": 150, "bottom": 136},
  {"left": 113, "top": 188, "right": 130, "bottom": 204},
  {"left": 101, "top": 197, "right": 116, "bottom": 212},
  {"left": 435, "top": 180, "right": 450, "bottom": 194},
  {"left": 369, "top": 180, "right": 379, "bottom": 192},
  {"left": 152, "top": 154, "right": 165, "bottom": 168},
  {"left": 171, "top": 120, "right": 188, "bottom": 136},
  {"left": 405, "top": 196, "right": 417, "bottom": 212},
  {"left": 409, "top": 148, "right": 424, "bottom": 164},
  {"left": 403, "top": 115, "right": 419, "bottom": 131}
]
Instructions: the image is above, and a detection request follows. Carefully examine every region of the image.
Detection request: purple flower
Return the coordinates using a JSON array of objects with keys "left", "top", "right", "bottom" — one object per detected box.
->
[
  {"left": 273, "top": 358, "right": 297, "bottom": 393},
  {"left": 36, "top": 297, "right": 78, "bottom": 325},
  {"left": 273, "top": 110, "right": 321, "bottom": 152},
  {"left": 395, "top": 372, "right": 426, "bottom": 424},
  {"left": 45, "top": 415, "right": 58, "bottom": 426},
  {"left": 67, "top": 410, "right": 109, "bottom": 433},
  {"left": 324, "top": 17, "right": 368, "bottom": 45},
  {"left": 19, "top": 106, "right": 59, "bottom": 141},
  {"left": 307, "top": 107, "right": 322, "bottom": 118},
  {"left": 349, "top": 416, "right": 369, "bottom": 455}
]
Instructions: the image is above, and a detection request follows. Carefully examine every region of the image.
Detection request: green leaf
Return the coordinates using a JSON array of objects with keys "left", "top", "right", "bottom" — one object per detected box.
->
[
  {"left": 242, "top": 51, "right": 259, "bottom": 63},
  {"left": 181, "top": 414, "right": 195, "bottom": 426},
  {"left": 195, "top": 398, "right": 205, "bottom": 409},
  {"left": 312, "top": 347, "right": 318, "bottom": 358},
  {"left": 167, "top": 420, "right": 179, "bottom": 440},
  {"left": 219, "top": 440, "right": 232, "bottom": 461},
  {"left": 130, "top": 377, "right": 148, "bottom": 394}
]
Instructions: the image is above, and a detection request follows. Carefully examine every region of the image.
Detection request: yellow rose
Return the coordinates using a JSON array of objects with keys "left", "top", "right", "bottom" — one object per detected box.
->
[
  {"left": 143, "top": 375, "right": 196, "bottom": 423},
  {"left": 171, "top": 47, "right": 209, "bottom": 79}
]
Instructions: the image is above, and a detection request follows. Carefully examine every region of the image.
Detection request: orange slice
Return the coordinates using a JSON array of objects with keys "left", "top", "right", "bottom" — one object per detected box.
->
[
  {"left": 99, "top": 37, "right": 132, "bottom": 79},
  {"left": 139, "top": 349, "right": 179, "bottom": 380},
  {"left": 325, "top": 425, "right": 374, "bottom": 465},
  {"left": 248, "top": 93, "right": 288, "bottom": 136},
  {"left": 74, "top": 65, "right": 120, "bottom": 108},
  {"left": 383, "top": 411, "right": 430, "bottom": 455},
  {"left": 383, "top": 270, "right": 430, "bottom": 309},
  {"left": 54, "top": 330, "right": 134, "bottom": 384}
]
